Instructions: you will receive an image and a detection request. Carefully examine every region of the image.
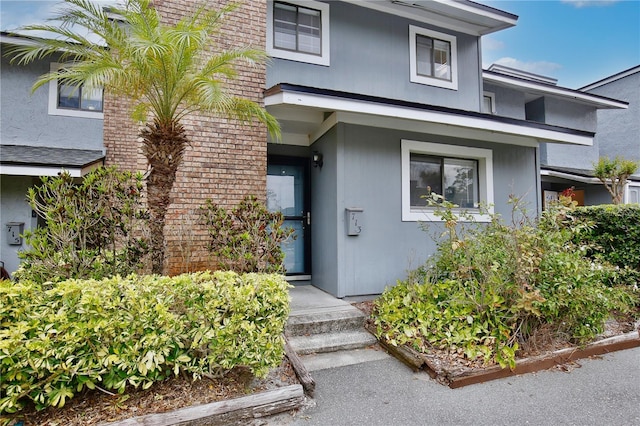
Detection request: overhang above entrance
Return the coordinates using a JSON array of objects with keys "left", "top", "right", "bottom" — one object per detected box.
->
[{"left": 265, "top": 84, "right": 595, "bottom": 149}]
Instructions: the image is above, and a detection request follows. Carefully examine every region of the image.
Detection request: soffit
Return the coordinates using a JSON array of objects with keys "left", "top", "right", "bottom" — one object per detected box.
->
[
  {"left": 341, "top": 0, "right": 517, "bottom": 36},
  {"left": 265, "top": 84, "right": 594, "bottom": 148},
  {"left": 483, "top": 71, "right": 629, "bottom": 109}
]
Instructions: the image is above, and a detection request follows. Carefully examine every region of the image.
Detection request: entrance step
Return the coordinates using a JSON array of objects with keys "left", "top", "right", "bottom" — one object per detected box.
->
[
  {"left": 300, "top": 347, "right": 390, "bottom": 372},
  {"left": 287, "top": 285, "right": 381, "bottom": 372},
  {"left": 287, "top": 330, "right": 378, "bottom": 355},
  {"left": 286, "top": 306, "right": 367, "bottom": 336}
]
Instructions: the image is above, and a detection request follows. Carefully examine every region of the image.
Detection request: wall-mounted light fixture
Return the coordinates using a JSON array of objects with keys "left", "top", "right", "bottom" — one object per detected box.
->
[{"left": 312, "top": 151, "right": 323, "bottom": 168}]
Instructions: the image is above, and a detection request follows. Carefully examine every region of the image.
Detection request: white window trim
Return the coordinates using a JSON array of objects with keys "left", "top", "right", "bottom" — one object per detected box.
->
[
  {"left": 625, "top": 182, "right": 640, "bottom": 204},
  {"left": 401, "top": 140, "right": 493, "bottom": 222},
  {"left": 409, "top": 25, "right": 458, "bottom": 90},
  {"left": 483, "top": 91, "right": 496, "bottom": 114},
  {"left": 266, "top": 0, "right": 330, "bottom": 67},
  {"left": 48, "top": 63, "right": 103, "bottom": 119}
]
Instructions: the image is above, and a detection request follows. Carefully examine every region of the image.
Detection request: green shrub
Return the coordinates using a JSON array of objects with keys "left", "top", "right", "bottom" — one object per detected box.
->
[
  {"left": 373, "top": 197, "right": 638, "bottom": 369},
  {"left": 15, "top": 167, "right": 149, "bottom": 284},
  {"left": 0, "top": 271, "right": 290, "bottom": 414},
  {"left": 572, "top": 204, "right": 640, "bottom": 272},
  {"left": 199, "top": 195, "right": 294, "bottom": 273}
]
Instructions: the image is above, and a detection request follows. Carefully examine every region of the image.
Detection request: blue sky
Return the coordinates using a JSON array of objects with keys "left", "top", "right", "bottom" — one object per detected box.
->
[
  {"left": 1, "top": 0, "right": 638, "bottom": 88},
  {"left": 481, "top": 0, "right": 640, "bottom": 88}
]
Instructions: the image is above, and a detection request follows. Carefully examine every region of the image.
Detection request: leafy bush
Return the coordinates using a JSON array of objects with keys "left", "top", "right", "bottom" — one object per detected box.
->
[
  {"left": 0, "top": 271, "right": 290, "bottom": 414},
  {"left": 15, "top": 167, "right": 149, "bottom": 283},
  {"left": 572, "top": 204, "right": 640, "bottom": 272},
  {"left": 199, "top": 195, "right": 294, "bottom": 273},
  {"left": 373, "top": 197, "right": 638, "bottom": 369}
]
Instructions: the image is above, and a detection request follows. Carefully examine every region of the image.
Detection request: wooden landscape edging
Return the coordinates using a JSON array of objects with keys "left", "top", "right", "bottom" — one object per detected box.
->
[
  {"left": 284, "top": 338, "right": 316, "bottom": 397},
  {"left": 367, "top": 323, "right": 640, "bottom": 389},
  {"left": 101, "top": 384, "right": 304, "bottom": 426}
]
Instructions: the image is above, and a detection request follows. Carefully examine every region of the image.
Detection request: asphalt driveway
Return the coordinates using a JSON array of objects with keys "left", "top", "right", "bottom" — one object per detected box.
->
[{"left": 271, "top": 346, "right": 640, "bottom": 426}]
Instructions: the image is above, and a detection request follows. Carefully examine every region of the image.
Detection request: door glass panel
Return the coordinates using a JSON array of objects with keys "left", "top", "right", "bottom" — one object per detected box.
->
[
  {"left": 282, "top": 220, "right": 305, "bottom": 274},
  {"left": 267, "top": 163, "right": 307, "bottom": 275}
]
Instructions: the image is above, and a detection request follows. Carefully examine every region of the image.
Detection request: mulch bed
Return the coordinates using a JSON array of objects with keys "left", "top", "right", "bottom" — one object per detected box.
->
[
  {"left": 352, "top": 300, "right": 640, "bottom": 388},
  {"left": 4, "top": 359, "right": 299, "bottom": 426}
]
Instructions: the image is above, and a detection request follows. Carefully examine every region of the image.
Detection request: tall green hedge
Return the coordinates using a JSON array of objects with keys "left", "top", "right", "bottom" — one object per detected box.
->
[
  {"left": 573, "top": 204, "right": 640, "bottom": 271},
  {"left": 0, "top": 271, "right": 290, "bottom": 414}
]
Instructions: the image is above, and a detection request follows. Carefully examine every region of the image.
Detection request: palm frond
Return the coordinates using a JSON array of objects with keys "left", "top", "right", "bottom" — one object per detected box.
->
[{"left": 8, "top": 0, "right": 279, "bottom": 137}]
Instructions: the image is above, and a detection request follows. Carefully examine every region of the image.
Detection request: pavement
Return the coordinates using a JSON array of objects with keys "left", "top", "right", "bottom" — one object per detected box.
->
[{"left": 266, "top": 346, "right": 640, "bottom": 426}]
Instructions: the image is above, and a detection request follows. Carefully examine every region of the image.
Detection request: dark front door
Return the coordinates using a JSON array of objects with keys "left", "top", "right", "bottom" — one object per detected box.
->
[{"left": 267, "top": 156, "right": 311, "bottom": 276}]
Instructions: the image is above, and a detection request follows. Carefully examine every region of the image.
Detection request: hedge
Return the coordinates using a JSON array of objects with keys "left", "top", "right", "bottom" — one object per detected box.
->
[
  {"left": 0, "top": 271, "right": 290, "bottom": 414},
  {"left": 573, "top": 204, "right": 640, "bottom": 271}
]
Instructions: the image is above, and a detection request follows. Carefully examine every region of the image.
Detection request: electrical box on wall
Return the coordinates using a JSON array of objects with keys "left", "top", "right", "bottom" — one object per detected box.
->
[
  {"left": 345, "top": 208, "right": 363, "bottom": 236},
  {"left": 6, "top": 222, "right": 24, "bottom": 245}
]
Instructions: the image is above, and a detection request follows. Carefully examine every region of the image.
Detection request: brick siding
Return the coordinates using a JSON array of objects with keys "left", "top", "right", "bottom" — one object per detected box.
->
[{"left": 103, "top": 0, "right": 268, "bottom": 275}]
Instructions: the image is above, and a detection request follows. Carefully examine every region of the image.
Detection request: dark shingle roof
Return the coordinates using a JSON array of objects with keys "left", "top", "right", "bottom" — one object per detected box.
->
[
  {"left": 0, "top": 145, "right": 104, "bottom": 168},
  {"left": 541, "top": 165, "right": 596, "bottom": 178}
]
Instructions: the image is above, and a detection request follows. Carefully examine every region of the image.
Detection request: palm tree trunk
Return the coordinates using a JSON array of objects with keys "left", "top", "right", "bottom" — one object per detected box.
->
[{"left": 140, "top": 119, "right": 188, "bottom": 275}]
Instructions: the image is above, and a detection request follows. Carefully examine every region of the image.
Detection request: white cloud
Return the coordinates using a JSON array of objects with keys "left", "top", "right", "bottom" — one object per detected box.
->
[
  {"left": 561, "top": 0, "right": 621, "bottom": 8},
  {"left": 491, "top": 57, "right": 563, "bottom": 77},
  {"left": 482, "top": 36, "right": 504, "bottom": 51}
]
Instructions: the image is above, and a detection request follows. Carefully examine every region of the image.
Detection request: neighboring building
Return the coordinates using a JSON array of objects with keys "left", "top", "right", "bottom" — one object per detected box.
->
[
  {"left": 0, "top": 33, "right": 105, "bottom": 276},
  {"left": 538, "top": 65, "right": 639, "bottom": 206},
  {"left": 0, "top": 1, "right": 629, "bottom": 297}
]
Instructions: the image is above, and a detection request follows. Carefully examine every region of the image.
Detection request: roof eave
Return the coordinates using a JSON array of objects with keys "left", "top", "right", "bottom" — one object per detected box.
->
[
  {"left": 341, "top": 0, "right": 517, "bottom": 36},
  {"left": 483, "top": 71, "right": 629, "bottom": 109},
  {"left": 265, "top": 83, "right": 594, "bottom": 148}
]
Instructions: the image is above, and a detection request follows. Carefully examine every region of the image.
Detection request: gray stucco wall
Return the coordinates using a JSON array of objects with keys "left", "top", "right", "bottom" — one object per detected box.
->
[
  {"left": 544, "top": 97, "right": 597, "bottom": 133},
  {"left": 0, "top": 176, "right": 38, "bottom": 276},
  {"left": 0, "top": 52, "right": 103, "bottom": 149},
  {"left": 588, "top": 70, "right": 640, "bottom": 165},
  {"left": 266, "top": 1, "right": 483, "bottom": 112},
  {"left": 584, "top": 185, "right": 612, "bottom": 205},
  {"left": 540, "top": 96, "right": 599, "bottom": 169},
  {"left": 483, "top": 83, "right": 526, "bottom": 120},
  {"left": 542, "top": 140, "right": 600, "bottom": 170},
  {"left": 484, "top": 82, "right": 598, "bottom": 135},
  {"left": 305, "top": 123, "right": 538, "bottom": 297},
  {"left": 310, "top": 127, "right": 340, "bottom": 296}
]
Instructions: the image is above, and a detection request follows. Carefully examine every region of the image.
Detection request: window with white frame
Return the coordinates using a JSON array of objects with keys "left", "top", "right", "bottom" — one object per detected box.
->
[
  {"left": 626, "top": 183, "right": 640, "bottom": 204},
  {"left": 482, "top": 92, "right": 496, "bottom": 114},
  {"left": 48, "top": 63, "right": 103, "bottom": 119},
  {"left": 401, "top": 140, "right": 493, "bottom": 221},
  {"left": 409, "top": 25, "right": 458, "bottom": 90},
  {"left": 267, "top": 0, "right": 330, "bottom": 66}
]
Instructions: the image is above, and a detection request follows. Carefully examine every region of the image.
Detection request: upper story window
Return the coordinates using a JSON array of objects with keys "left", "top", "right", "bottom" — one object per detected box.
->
[
  {"left": 401, "top": 140, "right": 493, "bottom": 222},
  {"left": 48, "top": 63, "right": 103, "bottom": 119},
  {"left": 482, "top": 92, "right": 496, "bottom": 114},
  {"left": 267, "top": 0, "right": 330, "bottom": 66},
  {"left": 409, "top": 26, "right": 458, "bottom": 90}
]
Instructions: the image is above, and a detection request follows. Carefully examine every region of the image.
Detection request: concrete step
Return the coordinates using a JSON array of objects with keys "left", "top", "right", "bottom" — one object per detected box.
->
[
  {"left": 286, "top": 306, "right": 367, "bottom": 336},
  {"left": 287, "top": 330, "right": 378, "bottom": 355},
  {"left": 300, "top": 347, "right": 390, "bottom": 372}
]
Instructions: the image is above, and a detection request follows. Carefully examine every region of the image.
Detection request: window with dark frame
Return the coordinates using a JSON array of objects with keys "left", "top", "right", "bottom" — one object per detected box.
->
[
  {"left": 57, "top": 82, "right": 103, "bottom": 112},
  {"left": 415, "top": 34, "right": 451, "bottom": 81},
  {"left": 410, "top": 153, "right": 478, "bottom": 208},
  {"left": 273, "top": 1, "right": 322, "bottom": 56}
]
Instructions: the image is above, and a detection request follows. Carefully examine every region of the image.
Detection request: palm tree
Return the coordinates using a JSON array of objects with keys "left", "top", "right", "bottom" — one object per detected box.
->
[{"left": 8, "top": 0, "right": 280, "bottom": 274}]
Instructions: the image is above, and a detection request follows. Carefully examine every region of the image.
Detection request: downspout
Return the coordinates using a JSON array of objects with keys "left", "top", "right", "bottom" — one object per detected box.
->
[
  {"left": 535, "top": 142, "right": 542, "bottom": 216},
  {"left": 477, "top": 37, "right": 484, "bottom": 112}
]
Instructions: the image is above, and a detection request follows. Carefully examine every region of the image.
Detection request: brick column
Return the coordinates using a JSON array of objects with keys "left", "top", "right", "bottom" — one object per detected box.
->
[{"left": 103, "top": 0, "right": 268, "bottom": 275}]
